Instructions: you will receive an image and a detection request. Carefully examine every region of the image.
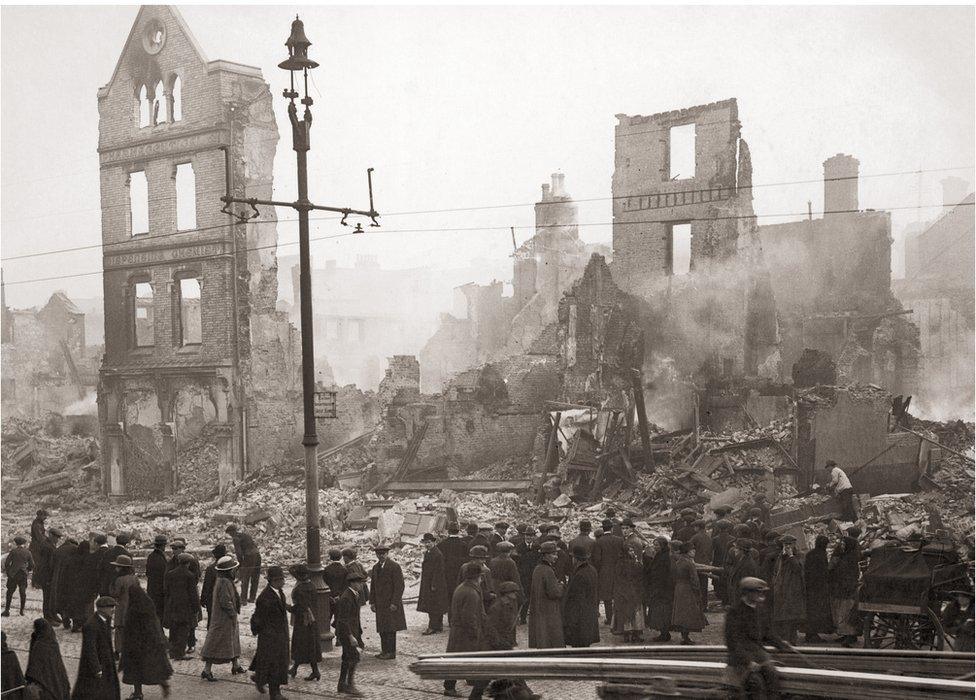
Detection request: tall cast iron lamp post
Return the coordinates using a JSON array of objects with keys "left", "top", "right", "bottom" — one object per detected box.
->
[{"left": 221, "top": 15, "right": 380, "bottom": 649}]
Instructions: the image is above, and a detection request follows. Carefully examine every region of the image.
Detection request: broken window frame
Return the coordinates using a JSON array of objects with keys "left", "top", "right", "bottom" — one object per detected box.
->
[
  {"left": 169, "top": 73, "right": 182, "bottom": 122},
  {"left": 174, "top": 274, "right": 203, "bottom": 348},
  {"left": 129, "top": 277, "right": 155, "bottom": 349},
  {"left": 174, "top": 161, "right": 197, "bottom": 232},
  {"left": 666, "top": 221, "right": 693, "bottom": 276},
  {"left": 127, "top": 170, "right": 150, "bottom": 237},
  {"left": 137, "top": 82, "right": 151, "bottom": 128},
  {"left": 668, "top": 122, "right": 696, "bottom": 181}
]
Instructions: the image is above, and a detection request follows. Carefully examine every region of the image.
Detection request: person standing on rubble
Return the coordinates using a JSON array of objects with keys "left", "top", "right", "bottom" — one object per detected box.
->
[
  {"left": 162, "top": 553, "right": 200, "bottom": 660},
  {"left": 335, "top": 571, "right": 366, "bottom": 697},
  {"left": 724, "top": 577, "right": 787, "bottom": 699},
  {"left": 563, "top": 545, "right": 600, "bottom": 648},
  {"left": 145, "top": 535, "right": 168, "bottom": 621},
  {"left": 671, "top": 540, "right": 707, "bottom": 645},
  {"left": 369, "top": 544, "right": 407, "bottom": 660},
  {"left": 51, "top": 534, "right": 78, "bottom": 630},
  {"left": 770, "top": 534, "right": 805, "bottom": 645},
  {"left": 528, "top": 540, "right": 564, "bottom": 648},
  {"left": 690, "top": 520, "right": 713, "bottom": 611},
  {"left": 444, "top": 561, "right": 488, "bottom": 698},
  {"left": 817, "top": 461, "right": 858, "bottom": 523},
  {"left": 29, "top": 509, "right": 49, "bottom": 582},
  {"left": 828, "top": 536, "right": 860, "bottom": 647},
  {"left": 225, "top": 524, "right": 261, "bottom": 605},
  {"left": 249, "top": 566, "right": 291, "bottom": 700},
  {"left": 35, "top": 528, "right": 61, "bottom": 623},
  {"left": 569, "top": 521, "right": 595, "bottom": 558},
  {"left": 438, "top": 523, "right": 469, "bottom": 622},
  {"left": 418, "top": 533, "right": 449, "bottom": 635},
  {"left": 643, "top": 536, "right": 674, "bottom": 642},
  {"left": 288, "top": 564, "right": 322, "bottom": 681},
  {"left": 612, "top": 518, "right": 646, "bottom": 643},
  {"left": 592, "top": 518, "right": 623, "bottom": 626},
  {"left": 515, "top": 527, "right": 539, "bottom": 625},
  {"left": 711, "top": 519, "right": 733, "bottom": 608},
  {"left": 200, "top": 555, "right": 246, "bottom": 682},
  {"left": 3, "top": 536, "right": 34, "bottom": 617}
]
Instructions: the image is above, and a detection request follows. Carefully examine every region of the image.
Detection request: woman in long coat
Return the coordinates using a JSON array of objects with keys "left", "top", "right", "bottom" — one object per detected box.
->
[
  {"left": 200, "top": 557, "right": 244, "bottom": 682},
  {"left": 644, "top": 537, "right": 674, "bottom": 642},
  {"left": 562, "top": 547, "right": 600, "bottom": 648},
  {"left": 803, "top": 535, "right": 833, "bottom": 642},
  {"left": 66, "top": 542, "right": 97, "bottom": 632},
  {"left": 528, "top": 542, "right": 564, "bottom": 648},
  {"left": 288, "top": 564, "right": 322, "bottom": 681},
  {"left": 670, "top": 540, "right": 707, "bottom": 644},
  {"left": 120, "top": 585, "right": 172, "bottom": 698},
  {"left": 771, "top": 535, "right": 806, "bottom": 644},
  {"left": 249, "top": 567, "right": 291, "bottom": 698},
  {"left": 25, "top": 619, "right": 71, "bottom": 700},
  {"left": 612, "top": 522, "right": 646, "bottom": 642}
]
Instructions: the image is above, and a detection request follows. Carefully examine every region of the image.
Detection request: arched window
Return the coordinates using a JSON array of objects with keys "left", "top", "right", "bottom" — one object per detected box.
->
[
  {"left": 138, "top": 84, "right": 151, "bottom": 128},
  {"left": 170, "top": 75, "right": 182, "bottom": 122},
  {"left": 152, "top": 80, "right": 164, "bottom": 125}
]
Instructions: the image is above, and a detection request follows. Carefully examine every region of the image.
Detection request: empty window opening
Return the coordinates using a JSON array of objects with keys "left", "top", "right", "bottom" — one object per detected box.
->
[
  {"left": 152, "top": 80, "right": 164, "bottom": 125},
  {"left": 138, "top": 84, "right": 151, "bottom": 128},
  {"left": 669, "top": 223, "right": 692, "bottom": 276},
  {"left": 175, "top": 163, "right": 196, "bottom": 231},
  {"left": 129, "top": 171, "right": 149, "bottom": 235},
  {"left": 178, "top": 278, "right": 202, "bottom": 345},
  {"left": 170, "top": 75, "right": 182, "bottom": 121},
  {"left": 133, "top": 282, "right": 154, "bottom": 347},
  {"left": 669, "top": 123, "right": 696, "bottom": 180}
]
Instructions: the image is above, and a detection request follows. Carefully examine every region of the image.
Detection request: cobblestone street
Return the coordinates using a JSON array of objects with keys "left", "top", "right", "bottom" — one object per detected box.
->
[{"left": 2, "top": 582, "right": 727, "bottom": 699}]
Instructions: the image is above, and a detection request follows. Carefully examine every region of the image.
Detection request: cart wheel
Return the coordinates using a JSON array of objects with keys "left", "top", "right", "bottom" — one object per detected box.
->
[{"left": 863, "top": 611, "right": 944, "bottom": 650}]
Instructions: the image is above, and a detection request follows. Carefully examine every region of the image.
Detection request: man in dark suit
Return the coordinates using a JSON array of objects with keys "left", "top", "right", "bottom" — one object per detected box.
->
[
  {"left": 249, "top": 566, "right": 290, "bottom": 699},
  {"left": 71, "top": 596, "right": 121, "bottom": 699},
  {"left": 35, "top": 528, "right": 61, "bottom": 622},
  {"left": 369, "top": 545, "right": 406, "bottom": 660},
  {"left": 725, "top": 576, "right": 788, "bottom": 698},
  {"left": 166, "top": 538, "right": 201, "bottom": 652},
  {"left": 323, "top": 548, "right": 348, "bottom": 626},
  {"left": 335, "top": 571, "right": 366, "bottom": 696},
  {"left": 102, "top": 533, "right": 131, "bottom": 595},
  {"left": 145, "top": 535, "right": 168, "bottom": 620},
  {"left": 3, "top": 536, "right": 33, "bottom": 617},
  {"left": 163, "top": 553, "right": 200, "bottom": 660},
  {"left": 515, "top": 527, "right": 539, "bottom": 624},
  {"left": 437, "top": 523, "right": 469, "bottom": 623},
  {"left": 225, "top": 524, "right": 261, "bottom": 604}
]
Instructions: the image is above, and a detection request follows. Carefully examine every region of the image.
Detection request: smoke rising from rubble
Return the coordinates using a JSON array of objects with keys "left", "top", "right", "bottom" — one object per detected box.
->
[{"left": 63, "top": 391, "right": 97, "bottom": 416}]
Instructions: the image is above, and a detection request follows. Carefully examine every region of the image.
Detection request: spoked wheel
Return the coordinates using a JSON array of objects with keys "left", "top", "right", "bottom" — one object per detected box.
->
[{"left": 862, "top": 610, "right": 945, "bottom": 650}]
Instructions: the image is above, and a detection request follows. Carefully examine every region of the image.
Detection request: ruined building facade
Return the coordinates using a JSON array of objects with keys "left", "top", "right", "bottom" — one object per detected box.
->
[{"left": 97, "top": 6, "right": 299, "bottom": 498}]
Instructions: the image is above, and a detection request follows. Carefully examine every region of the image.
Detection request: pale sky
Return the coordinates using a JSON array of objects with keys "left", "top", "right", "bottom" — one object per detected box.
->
[{"left": 2, "top": 4, "right": 973, "bottom": 308}]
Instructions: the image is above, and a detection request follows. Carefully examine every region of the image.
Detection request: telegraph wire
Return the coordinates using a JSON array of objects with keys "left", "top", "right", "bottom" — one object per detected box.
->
[{"left": 4, "top": 199, "right": 973, "bottom": 288}]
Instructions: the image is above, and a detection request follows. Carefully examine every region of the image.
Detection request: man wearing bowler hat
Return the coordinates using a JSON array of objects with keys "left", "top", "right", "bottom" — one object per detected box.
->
[
  {"left": 563, "top": 544, "right": 599, "bottom": 647},
  {"left": 72, "top": 596, "right": 121, "bottom": 700},
  {"left": 418, "top": 533, "right": 448, "bottom": 635},
  {"left": 146, "top": 535, "right": 168, "bottom": 620},
  {"left": 249, "top": 566, "right": 290, "bottom": 699},
  {"left": 369, "top": 544, "right": 406, "bottom": 659}
]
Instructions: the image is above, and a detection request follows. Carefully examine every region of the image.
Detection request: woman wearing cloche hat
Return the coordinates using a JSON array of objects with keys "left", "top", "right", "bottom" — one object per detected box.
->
[{"left": 200, "top": 556, "right": 245, "bottom": 682}]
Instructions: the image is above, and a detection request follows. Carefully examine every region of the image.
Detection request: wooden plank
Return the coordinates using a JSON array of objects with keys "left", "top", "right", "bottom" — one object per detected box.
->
[{"left": 385, "top": 480, "right": 533, "bottom": 493}]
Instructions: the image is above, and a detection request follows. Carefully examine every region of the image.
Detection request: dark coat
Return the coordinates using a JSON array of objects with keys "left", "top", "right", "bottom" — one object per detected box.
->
[
  {"left": 727, "top": 548, "right": 760, "bottom": 602},
  {"left": 33, "top": 537, "right": 57, "bottom": 590},
  {"left": 323, "top": 561, "right": 348, "bottom": 599},
  {"left": 671, "top": 553, "right": 706, "bottom": 631},
  {"left": 120, "top": 585, "right": 172, "bottom": 686},
  {"left": 456, "top": 560, "right": 496, "bottom": 612},
  {"left": 417, "top": 547, "right": 449, "bottom": 615},
  {"left": 803, "top": 545, "right": 833, "bottom": 634},
  {"left": 447, "top": 580, "right": 486, "bottom": 653},
  {"left": 93, "top": 545, "right": 114, "bottom": 596},
  {"left": 51, "top": 541, "right": 77, "bottom": 615},
  {"left": 162, "top": 566, "right": 199, "bottom": 628},
  {"left": 612, "top": 534, "right": 645, "bottom": 633},
  {"left": 528, "top": 561, "right": 564, "bottom": 648},
  {"left": 290, "top": 580, "right": 322, "bottom": 664},
  {"left": 230, "top": 532, "right": 260, "bottom": 562},
  {"left": 66, "top": 543, "right": 97, "bottom": 622},
  {"left": 691, "top": 530, "right": 713, "bottom": 565},
  {"left": 2, "top": 642, "right": 25, "bottom": 700},
  {"left": 99, "top": 545, "right": 128, "bottom": 597},
  {"left": 334, "top": 587, "right": 363, "bottom": 647},
  {"left": 344, "top": 560, "right": 369, "bottom": 606},
  {"left": 828, "top": 545, "right": 860, "bottom": 600},
  {"left": 644, "top": 545, "right": 674, "bottom": 631},
  {"left": 25, "top": 620, "right": 71, "bottom": 700},
  {"left": 772, "top": 554, "right": 806, "bottom": 624},
  {"left": 569, "top": 534, "right": 595, "bottom": 557},
  {"left": 166, "top": 552, "right": 201, "bottom": 580},
  {"left": 485, "top": 594, "right": 519, "bottom": 650},
  {"left": 488, "top": 556, "right": 523, "bottom": 600},
  {"left": 200, "top": 564, "right": 217, "bottom": 618},
  {"left": 563, "top": 561, "right": 600, "bottom": 647},
  {"left": 516, "top": 542, "right": 540, "bottom": 596},
  {"left": 5, "top": 547, "right": 34, "bottom": 579},
  {"left": 591, "top": 533, "right": 623, "bottom": 601},
  {"left": 30, "top": 517, "right": 46, "bottom": 549},
  {"left": 437, "top": 536, "right": 469, "bottom": 596},
  {"left": 71, "top": 613, "right": 120, "bottom": 700},
  {"left": 724, "top": 599, "right": 785, "bottom": 670},
  {"left": 249, "top": 585, "right": 290, "bottom": 685},
  {"left": 145, "top": 549, "right": 168, "bottom": 618},
  {"left": 369, "top": 559, "right": 407, "bottom": 633}
]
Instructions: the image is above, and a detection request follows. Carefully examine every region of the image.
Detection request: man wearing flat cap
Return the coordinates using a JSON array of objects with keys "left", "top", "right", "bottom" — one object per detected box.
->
[
  {"left": 249, "top": 566, "right": 290, "bottom": 699},
  {"left": 444, "top": 561, "right": 488, "bottom": 697},
  {"left": 724, "top": 577, "right": 787, "bottom": 697},
  {"left": 591, "top": 518, "right": 623, "bottom": 625},
  {"left": 418, "top": 533, "right": 448, "bottom": 635},
  {"left": 163, "top": 552, "right": 200, "bottom": 660},
  {"left": 335, "top": 569, "right": 367, "bottom": 696},
  {"left": 146, "top": 535, "right": 168, "bottom": 620},
  {"left": 672, "top": 508, "right": 698, "bottom": 543},
  {"left": 72, "top": 595, "right": 120, "bottom": 700},
  {"left": 563, "top": 545, "right": 600, "bottom": 647},
  {"left": 3, "top": 535, "right": 33, "bottom": 617},
  {"left": 612, "top": 518, "right": 646, "bottom": 642},
  {"left": 487, "top": 580, "right": 521, "bottom": 651},
  {"left": 711, "top": 519, "right": 734, "bottom": 608},
  {"left": 489, "top": 541, "right": 523, "bottom": 612},
  {"left": 770, "top": 534, "right": 805, "bottom": 644},
  {"left": 369, "top": 544, "right": 406, "bottom": 659},
  {"left": 528, "top": 540, "right": 564, "bottom": 648},
  {"left": 459, "top": 545, "right": 496, "bottom": 613}
]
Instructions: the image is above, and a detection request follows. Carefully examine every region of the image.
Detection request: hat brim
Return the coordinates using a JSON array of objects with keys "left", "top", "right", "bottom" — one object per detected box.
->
[{"left": 215, "top": 562, "right": 240, "bottom": 571}]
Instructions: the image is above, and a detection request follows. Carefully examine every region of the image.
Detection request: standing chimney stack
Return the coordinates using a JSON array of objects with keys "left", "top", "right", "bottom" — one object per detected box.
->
[
  {"left": 823, "top": 153, "right": 859, "bottom": 216},
  {"left": 551, "top": 172, "right": 567, "bottom": 198}
]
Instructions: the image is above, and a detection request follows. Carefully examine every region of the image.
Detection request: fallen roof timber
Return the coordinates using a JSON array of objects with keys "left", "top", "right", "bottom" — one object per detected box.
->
[
  {"left": 383, "top": 479, "right": 533, "bottom": 493},
  {"left": 418, "top": 644, "right": 974, "bottom": 679},
  {"left": 408, "top": 657, "right": 975, "bottom": 699}
]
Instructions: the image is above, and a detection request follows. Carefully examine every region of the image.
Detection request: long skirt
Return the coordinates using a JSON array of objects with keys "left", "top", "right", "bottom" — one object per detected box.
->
[
  {"left": 831, "top": 598, "right": 857, "bottom": 636},
  {"left": 291, "top": 620, "right": 322, "bottom": 664}
]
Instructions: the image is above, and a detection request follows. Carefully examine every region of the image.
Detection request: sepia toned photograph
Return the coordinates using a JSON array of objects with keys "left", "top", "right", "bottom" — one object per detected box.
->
[{"left": 0, "top": 4, "right": 973, "bottom": 698}]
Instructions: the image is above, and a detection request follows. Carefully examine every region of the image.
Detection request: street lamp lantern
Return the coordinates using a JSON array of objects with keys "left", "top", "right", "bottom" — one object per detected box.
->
[{"left": 278, "top": 15, "right": 319, "bottom": 72}]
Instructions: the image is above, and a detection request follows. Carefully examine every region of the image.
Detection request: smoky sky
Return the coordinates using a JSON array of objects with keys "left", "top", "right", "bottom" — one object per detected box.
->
[{"left": 1, "top": 5, "right": 973, "bottom": 308}]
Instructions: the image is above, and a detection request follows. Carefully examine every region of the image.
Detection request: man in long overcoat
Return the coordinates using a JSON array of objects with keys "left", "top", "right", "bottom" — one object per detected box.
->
[
  {"left": 51, "top": 535, "right": 78, "bottom": 629},
  {"left": 458, "top": 545, "right": 496, "bottom": 612},
  {"left": 515, "top": 527, "right": 539, "bottom": 624},
  {"left": 670, "top": 540, "right": 707, "bottom": 644},
  {"left": 444, "top": 562, "right": 487, "bottom": 697},
  {"left": 710, "top": 519, "right": 733, "bottom": 607},
  {"left": 249, "top": 566, "right": 290, "bottom": 699},
  {"left": 145, "top": 535, "right": 168, "bottom": 621},
  {"left": 120, "top": 584, "right": 172, "bottom": 698},
  {"left": 487, "top": 581, "right": 520, "bottom": 650},
  {"left": 592, "top": 518, "right": 623, "bottom": 625},
  {"left": 488, "top": 541, "right": 523, "bottom": 601},
  {"left": 643, "top": 536, "right": 673, "bottom": 641},
  {"left": 612, "top": 518, "right": 646, "bottom": 642},
  {"left": 528, "top": 541, "right": 564, "bottom": 648},
  {"left": 438, "top": 523, "right": 469, "bottom": 619},
  {"left": 369, "top": 544, "right": 406, "bottom": 659},
  {"left": 803, "top": 534, "right": 833, "bottom": 642},
  {"left": 568, "top": 521, "right": 595, "bottom": 558},
  {"left": 323, "top": 549, "right": 348, "bottom": 627},
  {"left": 563, "top": 545, "right": 600, "bottom": 648},
  {"left": 29, "top": 509, "right": 48, "bottom": 584},
  {"left": 162, "top": 553, "right": 199, "bottom": 660},
  {"left": 102, "top": 533, "right": 131, "bottom": 596},
  {"left": 771, "top": 534, "right": 805, "bottom": 644},
  {"left": 34, "top": 528, "right": 60, "bottom": 622},
  {"left": 108, "top": 555, "right": 139, "bottom": 652},
  {"left": 690, "top": 520, "right": 714, "bottom": 610},
  {"left": 71, "top": 596, "right": 121, "bottom": 700},
  {"left": 92, "top": 533, "right": 114, "bottom": 597},
  {"left": 417, "top": 533, "right": 448, "bottom": 634}
]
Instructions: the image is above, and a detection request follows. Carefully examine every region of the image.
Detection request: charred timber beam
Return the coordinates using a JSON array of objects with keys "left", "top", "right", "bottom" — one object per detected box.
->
[{"left": 383, "top": 479, "right": 533, "bottom": 492}]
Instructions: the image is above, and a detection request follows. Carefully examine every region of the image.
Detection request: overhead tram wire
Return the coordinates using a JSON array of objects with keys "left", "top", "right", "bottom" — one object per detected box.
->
[
  {"left": 4, "top": 199, "right": 973, "bottom": 288},
  {"left": 1, "top": 164, "right": 973, "bottom": 262}
]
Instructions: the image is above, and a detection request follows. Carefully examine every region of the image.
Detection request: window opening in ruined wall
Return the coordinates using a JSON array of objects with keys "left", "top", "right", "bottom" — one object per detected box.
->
[
  {"left": 175, "top": 163, "right": 196, "bottom": 231},
  {"left": 132, "top": 281, "right": 154, "bottom": 347},
  {"left": 170, "top": 75, "right": 182, "bottom": 122},
  {"left": 129, "top": 171, "right": 149, "bottom": 236},
  {"left": 668, "top": 222, "right": 692, "bottom": 276},
  {"left": 178, "top": 277, "right": 202, "bottom": 346},
  {"left": 138, "top": 84, "right": 151, "bottom": 128},
  {"left": 669, "top": 123, "right": 696, "bottom": 180},
  {"left": 152, "top": 80, "right": 165, "bottom": 125}
]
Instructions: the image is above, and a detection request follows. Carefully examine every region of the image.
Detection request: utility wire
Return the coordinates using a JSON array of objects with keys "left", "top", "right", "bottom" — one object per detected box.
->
[
  {"left": 2, "top": 165, "right": 972, "bottom": 262},
  {"left": 4, "top": 200, "right": 972, "bottom": 288}
]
